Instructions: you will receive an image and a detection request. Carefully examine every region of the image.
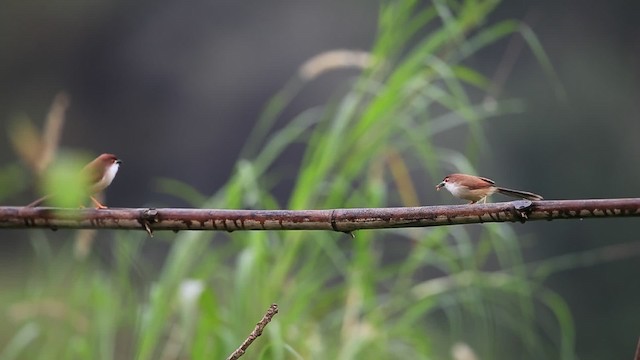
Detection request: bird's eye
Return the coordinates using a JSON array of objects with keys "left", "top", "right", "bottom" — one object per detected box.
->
[{"left": 444, "top": 178, "right": 449, "bottom": 182}]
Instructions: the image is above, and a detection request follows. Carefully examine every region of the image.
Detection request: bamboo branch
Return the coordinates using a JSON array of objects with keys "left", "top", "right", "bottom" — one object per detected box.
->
[{"left": 0, "top": 198, "right": 639, "bottom": 235}]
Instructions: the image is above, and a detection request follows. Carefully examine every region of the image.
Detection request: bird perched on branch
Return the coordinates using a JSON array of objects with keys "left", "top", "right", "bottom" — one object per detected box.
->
[
  {"left": 436, "top": 173, "right": 543, "bottom": 204},
  {"left": 27, "top": 153, "right": 122, "bottom": 208}
]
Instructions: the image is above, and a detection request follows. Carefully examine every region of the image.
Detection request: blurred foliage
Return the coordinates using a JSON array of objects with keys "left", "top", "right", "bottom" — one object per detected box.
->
[
  {"left": 39, "top": 152, "right": 94, "bottom": 208},
  {"left": 0, "top": 0, "right": 577, "bottom": 359},
  {"left": 0, "top": 164, "right": 28, "bottom": 203}
]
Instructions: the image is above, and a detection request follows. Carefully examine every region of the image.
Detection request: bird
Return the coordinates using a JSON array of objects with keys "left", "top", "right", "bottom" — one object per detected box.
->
[
  {"left": 436, "top": 173, "right": 543, "bottom": 204},
  {"left": 27, "top": 153, "right": 122, "bottom": 208}
]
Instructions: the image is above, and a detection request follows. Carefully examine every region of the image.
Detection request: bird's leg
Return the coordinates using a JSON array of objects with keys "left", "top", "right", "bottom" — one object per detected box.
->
[{"left": 90, "top": 196, "right": 108, "bottom": 209}]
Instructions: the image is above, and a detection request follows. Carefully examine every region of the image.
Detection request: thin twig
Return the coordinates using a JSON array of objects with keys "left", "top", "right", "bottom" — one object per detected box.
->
[
  {"left": 226, "top": 304, "right": 279, "bottom": 360},
  {"left": 0, "top": 198, "right": 639, "bottom": 233}
]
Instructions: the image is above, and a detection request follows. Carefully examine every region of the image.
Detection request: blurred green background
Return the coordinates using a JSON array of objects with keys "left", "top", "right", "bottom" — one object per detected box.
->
[{"left": 1, "top": 0, "right": 639, "bottom": 359}]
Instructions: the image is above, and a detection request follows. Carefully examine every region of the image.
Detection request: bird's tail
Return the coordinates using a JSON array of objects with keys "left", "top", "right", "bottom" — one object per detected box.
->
[
  {"left": 497, "top": 187, "right": 543, "bottom": 201},
  {"left": 26, "top": 195, "right": 51, "bottom": 207}
]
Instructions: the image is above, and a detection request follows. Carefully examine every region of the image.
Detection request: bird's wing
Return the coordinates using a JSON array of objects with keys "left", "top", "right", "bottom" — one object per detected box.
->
[
  {"left": 465, "top": 176, "right": 495, "bottom": 189},
  {"left": 81, "top": 159, "right": 104, "bottom": 184},
  {"left": 477, "top": 176, "right": 495, "bottom": 185}
]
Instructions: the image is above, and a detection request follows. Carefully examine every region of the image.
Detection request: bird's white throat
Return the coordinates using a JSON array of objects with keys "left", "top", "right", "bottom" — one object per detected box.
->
[
  {"left": 101, "top": 162, "right": 120, "bottom": 187},
  {"left": 444, "top": 181, "right": 467, "bottom": 197}
]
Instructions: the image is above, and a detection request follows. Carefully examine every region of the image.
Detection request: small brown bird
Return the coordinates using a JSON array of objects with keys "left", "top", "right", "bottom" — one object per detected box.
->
[
  {"left": 27, "top": 153, "right": 122, "bottom": 208},
  {"left": 436, "top": 173, "right": 543, "bottom": 204}
]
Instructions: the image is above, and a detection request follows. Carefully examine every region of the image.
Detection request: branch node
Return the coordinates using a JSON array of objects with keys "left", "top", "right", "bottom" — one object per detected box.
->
[
  {"left": 512, "top": 200, "right": 533, "bottom": 222},
  {"left": 139, "top": 208, "right": 159, "bottom": 237},
  {"left": 330, "top": 209, "right": 339, "bottom": 232}
]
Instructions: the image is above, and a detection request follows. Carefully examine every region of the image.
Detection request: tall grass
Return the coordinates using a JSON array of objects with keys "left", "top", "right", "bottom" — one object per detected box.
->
[{"left": 1, "top": 0, "right": 575, "bottom": 359}]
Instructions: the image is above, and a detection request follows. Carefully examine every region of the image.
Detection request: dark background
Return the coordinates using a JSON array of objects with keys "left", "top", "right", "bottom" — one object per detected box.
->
[{"left": 1, "top": 1, "right": 639, "bottom": 358}]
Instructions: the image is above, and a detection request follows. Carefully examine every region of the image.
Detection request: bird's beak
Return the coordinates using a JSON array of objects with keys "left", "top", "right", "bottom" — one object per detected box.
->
[
  {"left": 115, "top": 160, "right": 122, "bottom": 165},
  {"left": 436, "top": 182, "right": 445, "bottom": 190}
]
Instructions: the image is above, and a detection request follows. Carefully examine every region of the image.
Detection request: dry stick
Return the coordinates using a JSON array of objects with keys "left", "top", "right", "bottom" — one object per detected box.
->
[
  {"left": 634, "top": 336, "right": 640, "bottom": 360},
  {"left": 1, "top": 198, "right": 639, "bottom": 234},
  {"left": 227, "top": 304, "right": 279, "bottom": 360}
]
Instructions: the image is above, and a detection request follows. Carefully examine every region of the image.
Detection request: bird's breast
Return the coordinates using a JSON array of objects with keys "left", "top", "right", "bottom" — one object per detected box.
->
[
  {"left": 93, "top": 163, "right": 119, "bottom": 192},
  {"left": 445, "top": 182, "right": 496, "bottom": 201}
]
